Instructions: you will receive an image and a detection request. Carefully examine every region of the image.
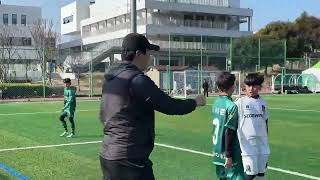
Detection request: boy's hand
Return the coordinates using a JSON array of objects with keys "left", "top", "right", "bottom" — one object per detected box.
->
[
  {"left": 195, "top": 95, "right": 206, "bottom": 106},
  {"left": 224, "top": 157, "right": 233, "bottom": 169}
]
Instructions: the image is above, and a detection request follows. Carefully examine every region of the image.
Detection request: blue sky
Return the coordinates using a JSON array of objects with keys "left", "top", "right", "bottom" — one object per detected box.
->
[{"left": 3, "top": 0, "right": 320, "bottom": 32}]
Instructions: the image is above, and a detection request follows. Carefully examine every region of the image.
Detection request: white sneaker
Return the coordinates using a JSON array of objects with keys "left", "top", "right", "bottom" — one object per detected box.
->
[
  {"left": 60, "top": 131, "right": 68, "bottom": 137},
  {"left": 66, "top": 133, "right": 75, "bottom": 138}
]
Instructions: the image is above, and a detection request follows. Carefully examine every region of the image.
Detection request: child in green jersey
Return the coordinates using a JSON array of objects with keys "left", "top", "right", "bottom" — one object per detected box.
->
[
  {"left": 59, "top": 78, "right": 77, "bottom": 138},
  {"left": 212, "top": 72, "right": 244, "bottom": 180}
]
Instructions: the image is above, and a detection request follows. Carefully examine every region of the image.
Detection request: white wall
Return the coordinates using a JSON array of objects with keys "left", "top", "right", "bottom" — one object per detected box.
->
[
  {"left": 61, "top": 2, "right": 78, "bottom": 35},
  {"left": 82, "top": 25, "right": 146, "bottom": 45},
  {"left": 61, "top": 0, "right": 90, "bottom": 35},
  {"left": 90, "top": 0, "right": 145, "bottom": 19}
]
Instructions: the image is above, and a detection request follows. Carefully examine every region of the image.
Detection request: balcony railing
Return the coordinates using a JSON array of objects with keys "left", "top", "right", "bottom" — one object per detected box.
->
[
  {"left": 151, "top": 40, "right": 228, "bottom": 52},
  {"left": 154, "top": 0, "right": 229, "bottom": 7},
  {"left": 149, "top": 16, "right": 230, "bottom": 29}
]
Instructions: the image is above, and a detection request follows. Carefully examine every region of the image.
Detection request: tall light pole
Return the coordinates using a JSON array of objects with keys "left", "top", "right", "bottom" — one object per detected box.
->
[{"left": 131, "top": 0, "right": 137, "bottom": 33}]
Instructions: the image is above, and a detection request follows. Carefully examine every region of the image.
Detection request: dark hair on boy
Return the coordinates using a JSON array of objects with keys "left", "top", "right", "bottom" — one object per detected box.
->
[
  {"left": 63, "top": 78, "right": 71, "bottom": 84},
  {"left": 216, "top": 72, "right": 236, "bottom": 92},
  {"left": 244, "top": 73, "right": 264, "bottom": 86}
]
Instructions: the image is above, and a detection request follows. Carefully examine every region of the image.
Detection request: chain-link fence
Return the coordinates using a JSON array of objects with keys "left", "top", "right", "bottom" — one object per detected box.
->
[
  {"left": 0, "top": 47, "right": 112, "bottom": 100},
  {"left": 1, "top": 35, "right": 319, "bottom": 100}
]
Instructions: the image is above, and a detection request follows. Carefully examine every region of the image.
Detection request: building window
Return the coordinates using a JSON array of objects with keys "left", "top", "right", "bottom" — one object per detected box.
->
[
  {"left": 21, "top": 15, "right": 27, "bottom": 26},
  {"left": 90, "top": 23, "right": 98, "bottom": 32},
  {"left": 12, "top": 14, "right": 17, "bottom": 25},
  {"left": 63, "top": 15, "right": 73, "bottom": 24},
  {"left": 83, "top": 25, "right": 90, "bottom": 33},
  {"left": 22, "top": 37, "right": 32, "bottom": 46},
  {"left": 98, "top": 21, "right": 106, "bottom": 30},
  {"left": 3, "top": 13, "right": 8, "bottom": 25}
]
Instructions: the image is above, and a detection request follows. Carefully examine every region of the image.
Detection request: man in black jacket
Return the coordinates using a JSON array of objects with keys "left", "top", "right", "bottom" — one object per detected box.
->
[{"left": 100, "top": 33, "right": 206, "bottom": 180}]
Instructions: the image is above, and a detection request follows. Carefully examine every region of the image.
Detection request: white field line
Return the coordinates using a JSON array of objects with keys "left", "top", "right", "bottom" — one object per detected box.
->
[
  {"left": 206, "top": 104, "right": 320, "bottom": 113},
  {"left": 0, "top": 109, "right": 98, "bottom": 116},
  {"left": 0, "top": 141, "right": 319, "bottom": 180}
]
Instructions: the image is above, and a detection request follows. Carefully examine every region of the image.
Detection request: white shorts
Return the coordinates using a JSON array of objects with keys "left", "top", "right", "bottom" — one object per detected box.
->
[{"left": 242, "top": 155, "right": 269, "bottom": 175}]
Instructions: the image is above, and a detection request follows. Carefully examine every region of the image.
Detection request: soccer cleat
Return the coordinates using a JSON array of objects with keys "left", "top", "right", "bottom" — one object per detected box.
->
[
  {"left": 66, "top": 133, "right": 75, "bottom": 138},
  {"left": 60, "top": 131, "right": 68, "bottom": 137}
]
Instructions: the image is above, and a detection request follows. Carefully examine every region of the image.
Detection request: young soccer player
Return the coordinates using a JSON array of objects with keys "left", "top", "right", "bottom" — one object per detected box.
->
[
  {"left": 59, "top": 78, "right": 77, "bottom": 138},
  {"left": 235, "top": 73, "right": 270, "bottom": 180},
  {"left": 212, "top": 72, "right": 244, "bottom": 180}
]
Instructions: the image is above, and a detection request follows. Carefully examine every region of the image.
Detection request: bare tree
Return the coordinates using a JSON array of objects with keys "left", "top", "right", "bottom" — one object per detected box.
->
[
  {"left": 16, "top": 49, "right": 32, "bottom": 82},
  {"left": 29, "top": 19, "right": 58, "bottom": 85},
  {"left": 0, "top": 26, "right": 18, "bottom": 83}
]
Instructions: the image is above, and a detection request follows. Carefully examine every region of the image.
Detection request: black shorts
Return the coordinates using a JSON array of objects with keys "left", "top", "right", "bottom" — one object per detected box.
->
[{"left": 100, "top": 156, "right": 155, "bottom": 180}]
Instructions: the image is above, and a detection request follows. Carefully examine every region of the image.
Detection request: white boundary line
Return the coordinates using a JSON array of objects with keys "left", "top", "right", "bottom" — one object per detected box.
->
[
  {"left": 0, "top": 141, "right": 101, "bottom": 152},
  {"left": 0, "top": 109, "right": 98, "bottom": 116},
  {"left": 0, "top": 99, "right": 100, "bottom": 106},
  {"left": 206, "top": 104, "right": 320, "bottom": 113},
  {"left": 0, "top": 141, "right": 319, "bottom": 180},
  {"left": 0, "top": 106, "right": 319, "bottom": 117}
]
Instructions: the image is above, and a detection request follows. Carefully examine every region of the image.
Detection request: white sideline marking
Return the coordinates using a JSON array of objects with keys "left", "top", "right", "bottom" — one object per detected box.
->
[
  {"left": 0, "top": 141, "right": 102, "bottom": 152},
  {"left": 0, "top": 99, "right": 100, "bottom": 106},
  {"left": 0, "top": 109, "right": 98, "bottom": 116},
  {"left": 0, "top": 141, "right": 319, "bottom": 180},
  {"left": 206, "top": 104, "right": 320, "bottom": 113},
  {"left": 155, "top": 143, "right": 320, "bottom": 180},
  {"left": 1, "top": 106, "right": 319, "bottom": 117}
]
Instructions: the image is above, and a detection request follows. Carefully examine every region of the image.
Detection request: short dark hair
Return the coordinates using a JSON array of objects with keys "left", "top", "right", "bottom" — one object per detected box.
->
[
  {"left": 216, "top": 72, "right": 236, "bottom": 92},
  {"left": 244, "top": 73, "right": 264, "bottom": 86},
  {"left": 63, "top": 78, "right": 71, "bottom": 84},
  {"left": 121, "top": 49, "right": 146, "bottom": 62}
]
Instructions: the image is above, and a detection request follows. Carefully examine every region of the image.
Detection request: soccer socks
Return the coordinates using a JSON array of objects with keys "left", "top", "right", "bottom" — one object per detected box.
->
[{"left": 69, "top": 117, "right": 75, "bottom": 134}]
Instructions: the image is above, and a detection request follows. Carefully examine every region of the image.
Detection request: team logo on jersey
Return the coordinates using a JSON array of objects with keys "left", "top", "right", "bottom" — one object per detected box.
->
[
  {"left": 244, "top": 114, "right": 263, "bottom": 118},
  {"left": 246, "top": 105, "right": 250, "bottom": 109},
  {"left": 220, "top": 109, "right": 226, "bottom": 116}
]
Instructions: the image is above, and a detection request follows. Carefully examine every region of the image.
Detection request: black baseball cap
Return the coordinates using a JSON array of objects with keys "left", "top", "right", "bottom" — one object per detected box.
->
[{"left": 122, "top": 33, "right": 160, "bottom": 52}]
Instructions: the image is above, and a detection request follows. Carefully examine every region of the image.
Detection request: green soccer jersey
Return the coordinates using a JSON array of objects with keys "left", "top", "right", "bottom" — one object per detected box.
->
[
  {"left": 63, "top": 87, "right": 76, "bottom": 114},
  {"left": 212, "top": 96, "right": 242, "bottom": 166}
]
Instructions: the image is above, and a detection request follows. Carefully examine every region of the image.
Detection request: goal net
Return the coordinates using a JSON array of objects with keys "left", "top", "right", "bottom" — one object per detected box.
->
[{"left": 172, "top": 70, "right": 241, "bottom": 98}]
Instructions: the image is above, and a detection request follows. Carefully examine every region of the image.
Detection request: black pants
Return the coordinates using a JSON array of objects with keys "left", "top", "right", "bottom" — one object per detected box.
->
[
  {"left": 204, "top": 90, "right": 209, "bottom": 97},
  {"left": 100, "top": 156, "right": 155, "bottom": 180},
  {"left": 60, "top": 112, "right": 75, "bottom": 133}
]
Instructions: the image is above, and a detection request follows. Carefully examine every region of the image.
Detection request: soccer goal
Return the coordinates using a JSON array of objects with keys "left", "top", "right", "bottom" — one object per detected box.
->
[{"left": 172, "top": 70, "right": 241, "bottom": 98}]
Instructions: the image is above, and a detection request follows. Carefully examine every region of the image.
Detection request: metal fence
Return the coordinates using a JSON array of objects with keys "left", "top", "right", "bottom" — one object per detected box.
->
[{"left": 1, "top": 36, "right": 319, "bottom": 100}]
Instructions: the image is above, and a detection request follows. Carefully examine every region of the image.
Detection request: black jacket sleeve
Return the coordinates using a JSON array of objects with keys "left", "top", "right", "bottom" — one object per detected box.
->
[{"left": 130, "top": 74, "right": 197, "bottom": 115}]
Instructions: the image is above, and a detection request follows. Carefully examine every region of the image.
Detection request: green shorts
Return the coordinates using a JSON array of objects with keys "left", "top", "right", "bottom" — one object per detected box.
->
[{"left": 216, "top": 164, "right": 244, "bottom": 180}]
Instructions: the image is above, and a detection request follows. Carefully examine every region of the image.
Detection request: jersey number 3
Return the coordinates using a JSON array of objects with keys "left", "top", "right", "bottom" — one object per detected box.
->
[{"left": 213, "top": 118, "right": 220, "bottom": 145}]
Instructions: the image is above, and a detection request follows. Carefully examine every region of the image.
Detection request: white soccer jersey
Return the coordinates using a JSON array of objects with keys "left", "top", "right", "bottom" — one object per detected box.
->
[{"left": 235, "top": 96, "right": 270, "bottom": 156}]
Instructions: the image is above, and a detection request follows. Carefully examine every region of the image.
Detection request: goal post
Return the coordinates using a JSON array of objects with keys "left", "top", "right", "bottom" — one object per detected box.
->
[{"left": 172, "top": 70, "right": 241, "bottom": 98}]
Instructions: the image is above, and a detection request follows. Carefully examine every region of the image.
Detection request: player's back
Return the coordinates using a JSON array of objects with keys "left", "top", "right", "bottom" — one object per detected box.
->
[{"left": 212, "top": 96, "right": 241, "bottom": 165}]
